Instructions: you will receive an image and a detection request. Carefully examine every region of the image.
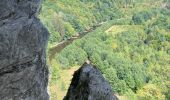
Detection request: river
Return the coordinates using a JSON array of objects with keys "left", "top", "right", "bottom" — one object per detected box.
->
[{"left": 48, "top": 22, "right": 105, "bottom": 62}]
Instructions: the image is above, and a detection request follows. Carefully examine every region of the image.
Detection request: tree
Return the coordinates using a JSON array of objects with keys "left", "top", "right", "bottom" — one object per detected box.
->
[
  {"left": 64, "top": 22, "right": 76, "bottom": 38},
  {"left": 137, "top": 84, "right": 165, "bottom": 100},
  {"left": 58, "top": 44, "right": 88, "bottom": 68},
  {"left": 52, "top": 13, "right": 65, "bottom": 41}
]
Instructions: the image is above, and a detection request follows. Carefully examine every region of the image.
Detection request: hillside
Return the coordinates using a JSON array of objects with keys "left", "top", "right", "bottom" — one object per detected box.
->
[
  {"left": 40, "top": 0, "right": 122, "bottom": 44},
  {"left": 40, "top": 0, "right": 170, "bottom": 100}
]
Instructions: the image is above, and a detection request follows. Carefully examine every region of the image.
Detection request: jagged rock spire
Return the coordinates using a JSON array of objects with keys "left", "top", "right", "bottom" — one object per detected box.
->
[{"left": 64, "top": 64, "right": 118, "bottom": 100}]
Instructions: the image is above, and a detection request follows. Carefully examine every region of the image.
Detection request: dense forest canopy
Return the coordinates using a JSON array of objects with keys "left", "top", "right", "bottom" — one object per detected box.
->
[{"left": 40, "top": 0, "right": 170, "bottom": 100}]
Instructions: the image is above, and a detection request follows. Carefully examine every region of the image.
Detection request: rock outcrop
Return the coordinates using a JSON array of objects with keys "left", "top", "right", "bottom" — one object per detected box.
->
[
  {"left": 0, "top": 0, "right": 49, "bottom": 100},
  {"left": 64, "top": 64, "right": 118, "bottom": 100}
]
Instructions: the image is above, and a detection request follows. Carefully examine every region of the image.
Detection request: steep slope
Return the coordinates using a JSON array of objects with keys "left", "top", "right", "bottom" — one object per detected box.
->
[{"left": 0, "top": 0, "right": 49, "bottom": 100}]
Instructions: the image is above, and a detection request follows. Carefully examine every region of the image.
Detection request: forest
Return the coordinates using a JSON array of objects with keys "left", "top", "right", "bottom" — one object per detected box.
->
[{"left": 40, "top": 0, "right": 170, "bottom": 100}]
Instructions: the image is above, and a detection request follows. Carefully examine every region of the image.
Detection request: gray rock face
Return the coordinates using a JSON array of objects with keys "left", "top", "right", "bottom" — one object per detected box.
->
[
  {"left": 64, "top": 64, "right": 118, "bottom": 100},
  {"left": 0, "top": 0, "right": 49, "bottom": 100}
]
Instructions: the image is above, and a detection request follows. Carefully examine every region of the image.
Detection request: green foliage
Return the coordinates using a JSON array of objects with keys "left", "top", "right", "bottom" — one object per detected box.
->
[
  {"left": 49, "top": 59, "right": 61, "bottom": 84},
  {"left": 104, "top": 67, "right": 128, "bottom": 94},
  {"left": 137, "top": 84, "right": 165, "bottom": 100},
  {"left": 64, "top": 22, "right": 76, "bottom": 38},
  {"left": 45, "top": 0, "right": 169, "bottom": 99},
  {"left": 56, "top": 7, "right": 169, "bottom": 98},
  {"left": 57, "top": 44, "right": 88, "bottom": 69},
  {"left": 132, "top": 10, "right": 157, "bottom": 24},
  {"left": 40, "top": 0, "right": 122, "bottom": 44},
  {"left": 57, "top": 55, "right": 70, "bottom": 69}
]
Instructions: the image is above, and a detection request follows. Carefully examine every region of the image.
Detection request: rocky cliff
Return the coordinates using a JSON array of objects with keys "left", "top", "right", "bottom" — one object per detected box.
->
[
  {"left": 0, "top": 0, "right": 49, "bottom": 100},
  {"left": 64, "top": 64, "right": 118, "bottom": 100}
]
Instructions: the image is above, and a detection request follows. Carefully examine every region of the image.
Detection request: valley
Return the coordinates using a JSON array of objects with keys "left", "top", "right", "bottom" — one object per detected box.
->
[{"left": 40, "top": 0, "right": 170, "bottom": 100}]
